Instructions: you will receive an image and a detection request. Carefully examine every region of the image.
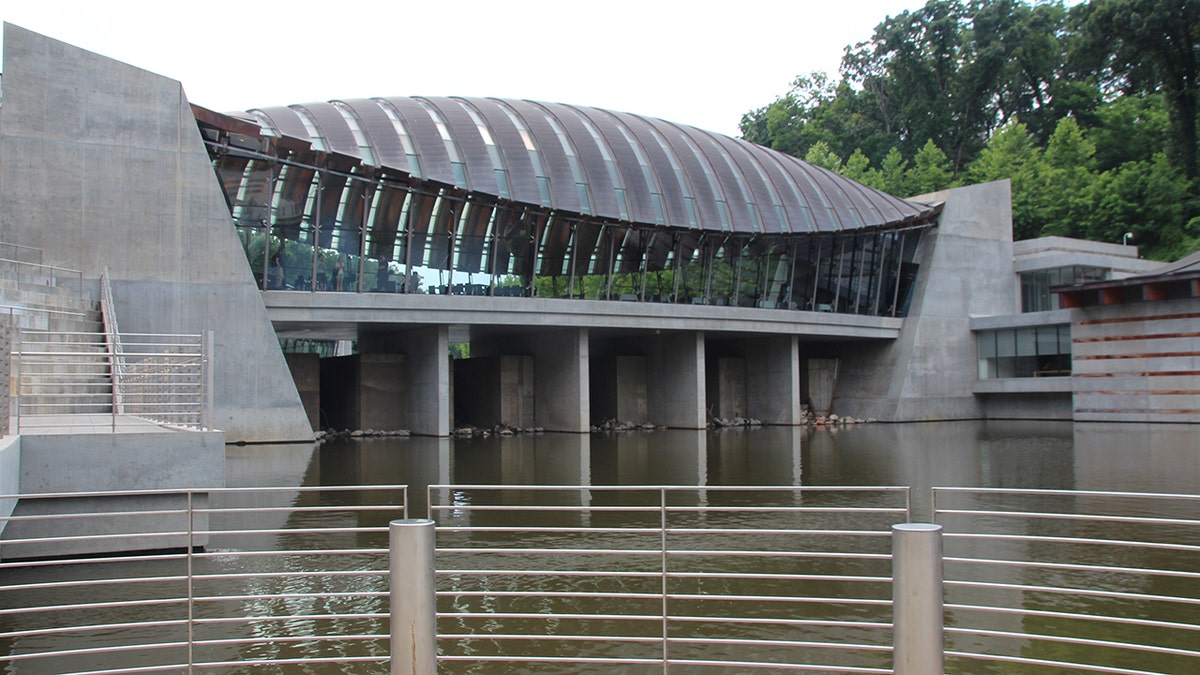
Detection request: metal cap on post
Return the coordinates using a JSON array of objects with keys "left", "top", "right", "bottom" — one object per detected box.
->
[
  {"left": 892, "top": 523, "right": 944, "bottom": 675},
  {"left": 390, "top": 518, "right": 437, "bottom": 675}
]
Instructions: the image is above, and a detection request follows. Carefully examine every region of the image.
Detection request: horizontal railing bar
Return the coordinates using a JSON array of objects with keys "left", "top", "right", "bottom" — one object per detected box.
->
[
  {"left": 437, "top": 569, "right": 657, "bottom": 578},
  {"left": 438, "top": 611, "right": 664, "bottom": 622},
  {"left": 193, "top": 612, "right": 389, "bottom": 625},
  {"left": 1, "top": 508, "right": 190, "bottom": 523},
  {"left": 436, "top": 655, "right": 664, "bottom": 665},
  {"left": 667, "top": 593, "right": 890, "bottom": 606},
  {"left": 436, "top": 590, "right": 663, "bottom": 600},
  {"left": 0, "top": 530, "right": 188, "bottom": 546},
  {"left": 945, "top": 625, "right": 1200, "bottom": 657},
  {"left": 668, "top": 549, "right": 892, "bottom": 560},
  {"left": 192, "top": 634, "right": 384, "bottom": 648},
  {"left": 667, "top": 659, "right": 890, "bottom": 673},
  {"left": 193, "top": 504, "right": 403, "bottom": 514},
  {"left": 0, "top": 574, "right": 186, "bottom": 592},
  {"left": 437, "top": 547, "right": 662, "bottom": 556},
  {"left": 0, "top": 551, "right": 189, "bottom": 570},
  {"left": 665, "top": 506, "right": 907, "bottom": 513},
  {"left": 938, "top": 508, "right": 1199, "bottom": 527},
  {"left": 946, "top": 579, "right": 1200, "bottom": 605},
  {"left": 0, "top": 618, "right": 189, "bottom": 640},
  {"left": 944, "top": 648, "right": 1171, "bottom": 675},
  {"left": 943, "top": 532, "right": 1200, "bottom": 553},
  {"left": 0, "top": 597, "right": 187, "bottom": 616},
  {"left": 189, "top": 547, "right": 388, "bottom": 559},
  {"left": 192, "top": 569, "right": 388, "bottom": 582},
  {"left": 671, "top": 615, "right": 892, "bottom": 630},
  {"left": 192, "top": 656, "right": 388, "bottom": 668},
  {"left": 439, "top": 526, "right": 892, "bottom": 537},
  {"left": 669, "top": 572, "right": 891, "bottom": 584},
  {"left": 432, "top": 484, "right": 910, "bottom": 492},
  {"left": 438, "top": 632, "right": 662, "bottom": 643},
  {"left": 670, "top": 636, "right": 892, "bottom": 653},
  {"left": 934, "top": 486, "right": 1200, "bottom": 501},
  {"left": 0, "top": 640, "right": 186, "bottom": 662},
  {"left": 193, "top": 591, "right": 388, "bottom": 603},
  {"left": 0, "top": 484, "right": 407, "bottom": 501},
  {"left": 944, "top": 555, "right": 1200, "bottom": 579},
  {"left": 943, "top": 601, "right": 1200, "bottom": 632},
  {"left": 198, "top": 526, "right": 389, "bottom": 537}
]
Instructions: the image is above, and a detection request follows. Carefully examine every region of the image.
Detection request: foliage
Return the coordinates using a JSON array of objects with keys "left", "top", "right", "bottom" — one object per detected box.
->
[{"left": 739, "top": 0, "right": 1200, "bottom": 261}]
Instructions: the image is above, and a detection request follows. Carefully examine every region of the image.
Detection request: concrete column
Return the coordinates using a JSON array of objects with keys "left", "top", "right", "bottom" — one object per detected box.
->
[
  {"left": 532, "top": 329, "right": 589, "bottom": 433},
  {"left": 407, "top": 326, "right": 450, "bottom": 437},
  {"left": 650, "top": 332, "right": 706, "bottom": 429},
  {"left": 746, "top": 335, "right": 801, "bottom": 425}
]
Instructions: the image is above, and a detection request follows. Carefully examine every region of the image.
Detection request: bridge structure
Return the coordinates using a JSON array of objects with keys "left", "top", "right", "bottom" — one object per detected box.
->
[{"left": 0, "top": 23, "right": 1018, "bottom": 442}]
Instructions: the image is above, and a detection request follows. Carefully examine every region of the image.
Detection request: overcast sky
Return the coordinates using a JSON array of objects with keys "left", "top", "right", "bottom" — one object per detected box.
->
[{"left": 1, "top": 1, "right": 925, "bottom": 138}]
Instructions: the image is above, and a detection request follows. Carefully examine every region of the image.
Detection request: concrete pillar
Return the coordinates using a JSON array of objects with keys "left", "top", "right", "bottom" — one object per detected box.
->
[
  {"left": 747, "top": 335, "right": 801, "bottom": 425},
  {"left": 713, "top": 358, "right": 747, "bottom": 419},
  {"left": 531, "top": 329, "right": 589, "bottom": 433},
  {"left": 407, "top": 326, "right": 450, "bottom": 437},
  {"left": 591, "top": 355, "right": 648, "bottom": 424},
  {"left": 650, "top": 332, "right": 706, "bottom": 429},
  {"left": 804, "top": 358, "right": 839, "bottom": 417}
]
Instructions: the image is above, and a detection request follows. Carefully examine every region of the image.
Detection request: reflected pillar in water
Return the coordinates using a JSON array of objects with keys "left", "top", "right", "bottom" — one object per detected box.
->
[
  {"left": 709, "top": 427, "right": 803, "bottom": 485},
  {"left": 649, "top": 332, "right": 706, "bottom": 429}
]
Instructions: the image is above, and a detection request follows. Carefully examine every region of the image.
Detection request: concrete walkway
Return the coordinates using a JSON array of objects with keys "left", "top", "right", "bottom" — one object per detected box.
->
[{"left": 11, "top": 414, "right": 185, "bottom": 435}]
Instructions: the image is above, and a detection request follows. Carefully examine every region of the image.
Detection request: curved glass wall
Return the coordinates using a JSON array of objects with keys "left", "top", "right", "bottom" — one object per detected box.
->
[{"left": 203, "top": 104, "right": 931, "bottom": 315}]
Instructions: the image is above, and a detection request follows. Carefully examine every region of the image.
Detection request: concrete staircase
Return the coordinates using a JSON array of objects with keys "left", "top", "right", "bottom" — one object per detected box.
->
[{"left": 0, "top": 268, "right": 111, "bottom": 423}]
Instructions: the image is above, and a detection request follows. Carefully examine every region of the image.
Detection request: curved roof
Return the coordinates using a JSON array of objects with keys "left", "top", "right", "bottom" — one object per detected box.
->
[{"left": 248, "top": 97, "right": 934, "bottom": 235}]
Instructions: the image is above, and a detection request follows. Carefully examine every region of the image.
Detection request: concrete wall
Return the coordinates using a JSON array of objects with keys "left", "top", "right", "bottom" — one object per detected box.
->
[
  {"left": 746, "top": 335, "right": 801, "bottom": 425},
  {"left": 320, "top": 354, "right": 409, "bottom": 431},
  {"left": 648, "top": 332, "right": 706, "bottom": 429},
  {"left": 454, "top": 356, "right": 535, "bottom": 428},
  {"left": 0, "top": 24, "right": 311, "bottom": 442},
  {"left": 0, "top": 437, "right": 18, "bottom": 538},
  {"left": 590, "top": 355, "right": 648, "bottom": 424},
  {"left": 285, "top": 353, "right": 320, "bottom": 430},
  {"left": 1072, "top": 297, "right": 1200, "bottom": 423},
  {"left": 2, "top": 430, "right": 223, "bottom": 559},
  {"left": 833, "top": 180, "right": 1017, "bottom": 421}
]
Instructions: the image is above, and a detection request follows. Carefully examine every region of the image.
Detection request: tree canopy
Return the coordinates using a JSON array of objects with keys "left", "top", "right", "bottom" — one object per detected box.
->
[{"left": 740, "top": 0, "right": 1200, "bottom": 261}]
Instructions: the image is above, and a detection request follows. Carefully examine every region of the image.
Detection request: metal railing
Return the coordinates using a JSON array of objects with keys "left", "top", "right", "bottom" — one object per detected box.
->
[
  {"left": 0, "top": 486, "right": 1197, "bottom": 673},
  {"left": 13, "top": 330, "right": 211, "bottom": 432},
  {"left": 933, "top": 487, "right": 1200, "bottom": 674},
  {"left": 428, "top": 484, "right": 912, "bottom": 672},
  {"left": 0, "top": 256, "right": 84, "bottom": 296},
  {"left": 0, "top": 485, "right": 408, "bottom": 673}
]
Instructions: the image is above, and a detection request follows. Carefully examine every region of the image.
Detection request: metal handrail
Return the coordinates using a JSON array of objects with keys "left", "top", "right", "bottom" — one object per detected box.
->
[
  {"left": 0, "top": 486, "right": 1197, "bottom": 673},
  {"left": 12, "top": 328, "right": 209, "bottom": 431},
  {"left": 932, "top": 487, "right": 1200, "bottom": 674}
]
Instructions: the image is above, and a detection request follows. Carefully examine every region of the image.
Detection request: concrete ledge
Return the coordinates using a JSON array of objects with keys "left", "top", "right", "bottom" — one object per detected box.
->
[
  {"left": 973, "top": 377, "right": 1074, "bottom": 394},
  {"left": 970, "top": 309, "right": 1073, "bottom": 331},
  {"left": 265, "top": 292, "right": 905, "bottom": 340}
]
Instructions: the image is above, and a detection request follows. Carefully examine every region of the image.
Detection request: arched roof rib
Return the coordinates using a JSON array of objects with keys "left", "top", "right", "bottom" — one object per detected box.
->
[{"left": 249, "top": 97, "right": 936, "bottom": 234}]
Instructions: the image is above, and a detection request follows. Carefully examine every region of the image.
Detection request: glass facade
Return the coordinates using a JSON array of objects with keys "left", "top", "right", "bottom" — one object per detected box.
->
[
  {"left": 977, "top": 325, "right": 1072, "bottom": 378},
  {"left": 200, "top": 97, "right": 936, "bottom": 316},
  {"left": 1020, "top": 266, "right": 1108, "bottom": 312}
]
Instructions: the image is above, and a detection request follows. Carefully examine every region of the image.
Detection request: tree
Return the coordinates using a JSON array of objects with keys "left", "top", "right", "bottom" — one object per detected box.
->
[
  {"left": 906, "top": 140, "right": 955, "bottom": 195},
  {"left": 1072, "top": 0, "right": 1200, "bottom": 180},
  {"left": 967, "top": 121, "right": 1045, "bottom": 240}
]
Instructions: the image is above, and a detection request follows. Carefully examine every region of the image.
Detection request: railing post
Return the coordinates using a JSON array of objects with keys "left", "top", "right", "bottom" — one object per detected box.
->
[
  {"left": 390, "top": 518, "right": 436, "bottom": 674},
  {"left": 892, "top": 523, "right": 944, "bottom": 675}
]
